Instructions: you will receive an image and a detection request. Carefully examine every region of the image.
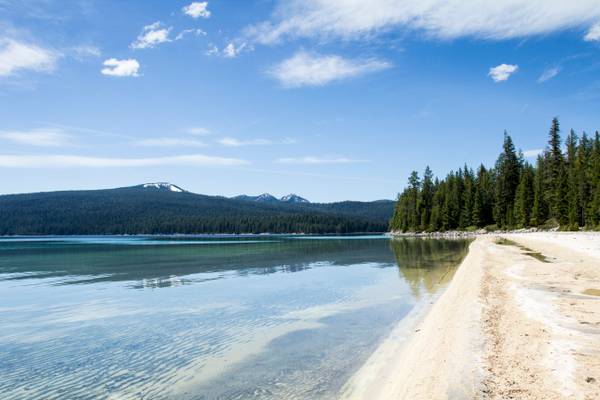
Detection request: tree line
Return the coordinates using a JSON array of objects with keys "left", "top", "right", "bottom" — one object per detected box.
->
[
  {"left": 390, "top": 118, "right": 600, "bottom": 232},
  {"left": 0, "top": 188, "right": 392, "bottom": 235}
]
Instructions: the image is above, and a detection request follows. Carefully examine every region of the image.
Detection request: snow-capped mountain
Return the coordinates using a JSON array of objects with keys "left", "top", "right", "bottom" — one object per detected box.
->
[
  {"left": 141, "top": 182, "right": 185, "bottom": 193},
  {"left": 232, "top": 193, "right": 310, "bottom": 203},
  {"left": 233, "top": 193, "right": 279, "bottom": 202},
  {"left": 280, "top": 194, "right": 309, "bottom": 203},
  {"left": 255, "top": 193, "right": 279, "bottom": 202}
]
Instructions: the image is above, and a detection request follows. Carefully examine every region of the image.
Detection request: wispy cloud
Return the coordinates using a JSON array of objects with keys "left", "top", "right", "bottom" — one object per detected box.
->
[
  {"left": 134, "top": 138, "right": 207, "bottom": 147},
  {"left": 182, "top": 2, "right": 211, "bottom": 19},
  {"left": 186, "top": 127, "right": 211, "bottom": 136},
  {"left": 269, "top": 51, "right": 391, "bottom": 88},
  {"left": 523, "top": 149, "right": 543, "bottom": 158},
  {"left": 0, "top": 154, "right": 248, "bottom": 168},
  {"left": 218, "top": 137, "right": 295, "bottom": 146},
  {"left": 246, "top": 1, "right": 600, "bottom": 44},
  {"left": 538, "top": 66, "right": 561, "bottom": 83},
  {"left": 275, "top": 156, "right": 368, "bottom": 165},
  {"left": 37, "top": 123, "right": 133, "bottom": 139},
  {"left": 219, "top": 137, "right": 271, "bottom": 146},
  {"left": 205, "top": 44, "right": 219, "bottom": 56},
  {"left": 203, "top": 42, "right": 250, "bottom": 58},
  {"left": 175, "top": 29, "right": 206, "bottom": 41},
  {"left": 0, "top": 128, "right": 71, "bottom": 147},
  {"left": 131, "top": 22, "right": 172, "bottom": 50},
  {"left": 0, "top": 38, "right": 59, "bottom": 77},
  {"left": 223, "top": 42, "right": 247, "bottom": 58},
  {"left": 70, "top": 45, "right": 101, "bottom": 59},
  {"left": 101, "top": 58, "right": 140, "bottom": 77},
  {"left": 488, "top": 63, "right": 518, "bottom": 82},
  {"left": 584, "top": 22, "right": 600, "bottom": 41}
]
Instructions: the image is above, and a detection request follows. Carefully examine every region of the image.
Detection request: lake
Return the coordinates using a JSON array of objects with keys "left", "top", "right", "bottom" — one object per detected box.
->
[{"left": 0, "top": 235, "right": 469, "bottom": 400}]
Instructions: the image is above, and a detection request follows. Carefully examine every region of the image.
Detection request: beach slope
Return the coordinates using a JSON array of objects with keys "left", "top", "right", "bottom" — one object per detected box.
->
[{"left": 341, "top": 233, "right": 600, "bottom": 400}]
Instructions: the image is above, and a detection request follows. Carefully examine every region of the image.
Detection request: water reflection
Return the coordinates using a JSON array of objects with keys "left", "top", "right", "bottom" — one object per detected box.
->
[
  {"left": 0, "top": 237, "right": 397, "bottom": 286},
  {"left": 0, "top": 236, "right": 471, "bottom": 400},
  {"left": 391, "top": 238, "right": 471, "bottom": 297}
]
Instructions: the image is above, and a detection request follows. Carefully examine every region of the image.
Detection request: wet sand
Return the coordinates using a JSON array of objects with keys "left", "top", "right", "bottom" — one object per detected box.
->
[{"left": 341, "top": 233, "right": 600, "bottom": 400}]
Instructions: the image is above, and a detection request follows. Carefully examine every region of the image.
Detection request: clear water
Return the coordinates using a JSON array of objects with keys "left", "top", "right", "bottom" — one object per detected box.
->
[{"left": 0, "top": 236, "right": 470, "bottom": 400}]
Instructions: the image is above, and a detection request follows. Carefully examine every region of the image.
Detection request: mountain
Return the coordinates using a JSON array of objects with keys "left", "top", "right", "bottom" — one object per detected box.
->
[
  {"left": 255, "top": 193, "right": 279, "bottom": 202},
  {"left": 0, "top": 184, "right": 394, "bottom": 235},
  {"left": 232, "top": 193, "right": 279, "bottom": 203},
  {"left": 233, "top": 193, "right": 310, "bottom": 203},
  {"left": 140, "top": 182, "right": 185, "bottom": 192},
  {"left": 280, "top": 194, "right": 309, "bottom": 203}
]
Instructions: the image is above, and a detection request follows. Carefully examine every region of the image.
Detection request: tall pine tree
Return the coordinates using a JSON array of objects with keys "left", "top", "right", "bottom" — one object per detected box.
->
[{"left": 493, "top": 132, "right": 521, "bottom": 228}]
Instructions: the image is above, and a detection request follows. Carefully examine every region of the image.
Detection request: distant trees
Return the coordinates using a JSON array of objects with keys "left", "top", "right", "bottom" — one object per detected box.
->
[
  {"left": 0, "top": 189, "right": 394, "bottom": 235},
  {"left": 390, "top": 118, "right": 600, "bottom": 232}
]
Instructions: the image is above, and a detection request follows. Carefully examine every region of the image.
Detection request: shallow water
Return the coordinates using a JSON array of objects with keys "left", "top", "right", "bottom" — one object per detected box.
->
[
  {"left": 495, "top": 238, "right": 552, "bottom": 263},
  {"left": 0, "top": 236, "right": 469, "bottom": 399}
]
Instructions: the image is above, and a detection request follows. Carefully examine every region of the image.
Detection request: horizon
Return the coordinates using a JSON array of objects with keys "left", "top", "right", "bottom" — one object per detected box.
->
[
  {"left": 2, "top": 1, "right": 600, "bottom": 202},
  {"left": 0, "top": 180, "right": 395, "bottom": 203}
]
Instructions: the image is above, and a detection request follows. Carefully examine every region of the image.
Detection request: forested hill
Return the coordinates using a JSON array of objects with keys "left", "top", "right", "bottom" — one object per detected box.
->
[
  {"left": 0, "top": 184, "right": 394, "bottom": 235},
  {"left": 390, "top": 118, "right": 600, "bottom": 233}
]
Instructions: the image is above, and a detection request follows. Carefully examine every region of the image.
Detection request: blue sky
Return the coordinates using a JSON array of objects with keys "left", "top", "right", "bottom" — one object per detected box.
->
[{"left": 1, "top": 0, "right": 600, "bottom": 201}]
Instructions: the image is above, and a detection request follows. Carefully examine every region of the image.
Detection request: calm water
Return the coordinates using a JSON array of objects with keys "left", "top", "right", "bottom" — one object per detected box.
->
[{"left": 0, "top": 235, "right": 469, "bottom": 400}]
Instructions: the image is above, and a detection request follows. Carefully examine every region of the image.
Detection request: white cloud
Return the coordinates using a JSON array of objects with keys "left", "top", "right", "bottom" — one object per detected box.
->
[
  {"left": 175, "top": 29, "right": 206, "bottom": 41},
  {"left": 584, "top": 23, "right": 600, "bottom": 41},
  {"left": 538, "top": 66, "right": 561, "bottom": 83},
  {"left": 247, "top": 1, "right": 600, "bottom": 44},
  {"left": 71, "top": 45, "right": 101, "bottom": 59},
  {"left": 182, "top": 2, "right": 211, "bottom": 19},
  {"left": 135, "top": 138, "right": 207, "bottom": 147},
  {"left": 223, "top": 42, "right": 246, "bottom": 58},
  {"left": 269, "top": 51, "right": 390, "bottom": 88},
  {"left": 523, "top": 149, "right": 543, "bottom": 158},
  {"left": 276, "top": 156, "right": 367, "bottom": 164},
  {"left": 101, "top": 58, "right": 140, "bottom": 77},
  {"left": 0, "top": 128, "right": 71, "bottom": 147},
  {"left": 218, "top": 137, "right": 273, "bottom": 147},
  {"left": 0, "top": 154, "right": 248, "bottom": 168},
  {"left": 186, "top": 127, "right": 211, "bottom": 136},
  {"left": 488, "top": 63, "right": 518, "bottom": 82},
  {"left": 131, "top": 22, "right": 172, "bottom": 49},
  {"left": 205, "top": 44, "right": 219, "bottom": 56},
  {"left": 0, "top": 38, "right": 58, "bottom": 76}
]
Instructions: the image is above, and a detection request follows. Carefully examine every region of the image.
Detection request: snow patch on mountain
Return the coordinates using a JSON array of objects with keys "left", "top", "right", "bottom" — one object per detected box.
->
[
  {"left": 255, "top": 193, "right": 279, "bottom": 202},
  {"left": 232, "top": 193, "right": 310, "bottom": 203},
  {"left": 142, "top": 182, "right": 184, "bottom": 192},
  {"left": 280, "top": 194, "right": 309, "bottom": 203}
]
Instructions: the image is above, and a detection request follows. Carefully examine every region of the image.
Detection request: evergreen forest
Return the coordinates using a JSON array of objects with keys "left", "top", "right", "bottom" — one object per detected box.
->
[{"left": 390, "top": 118, "right": 600, "bottom": 232}]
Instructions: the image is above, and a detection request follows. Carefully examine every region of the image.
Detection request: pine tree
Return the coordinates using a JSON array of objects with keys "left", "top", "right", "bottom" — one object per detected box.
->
[
  {"left": 544, "top": 117, "right": 568, "bottom": 225},
  {"left": 407, "top": 171, "right": 421, "bottom": 231},
  {"left": 531, "top": 155, "right": 548, "bottom": 226},
  {"left": 565, "top": 130, "right": 579, "bottom": 230},
  {"left": 430, "top": 179, "right": 444, "bottom": 231},
  {"left": 460, "top": 166, "right": 475, "bottom": 229},
  {"left": 493, "top": 132, "right": 521, "bottom": 228},
  {"left": 444, "top": 171, "right": 463, "bottom": 230},
  {"left": 576, "top": 133, "right": 592, "bottom": 227},
  {"left": 419, "top": 166, "right": 434, "bottom": 231},
  {"left": 514, "top": 163, "right": 535, "bottom": 228},
  {"left": 472, "top": 165, "right": 493, "bottom": 228}
]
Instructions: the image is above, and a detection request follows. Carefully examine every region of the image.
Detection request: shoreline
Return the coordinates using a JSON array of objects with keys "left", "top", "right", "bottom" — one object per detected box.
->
[
  {"left": 341, "top": 232, "right": 600, "bottom": 399},
  {"left": 389, "top": 227, "right": 556, "bottom": 238},
  {"left": 0, "top": 232, "right": 389, "bottom": 238}
]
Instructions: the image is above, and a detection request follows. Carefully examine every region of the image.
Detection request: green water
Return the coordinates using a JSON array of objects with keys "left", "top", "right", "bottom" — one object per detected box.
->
[{"left": 0, "top": 235, "right": 469, "bottom": 399}]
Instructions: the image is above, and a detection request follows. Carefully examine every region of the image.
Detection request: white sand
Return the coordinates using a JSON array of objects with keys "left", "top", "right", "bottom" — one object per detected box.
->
[{"left": 340, "top": 233, "right": 600, "bottom": 400}]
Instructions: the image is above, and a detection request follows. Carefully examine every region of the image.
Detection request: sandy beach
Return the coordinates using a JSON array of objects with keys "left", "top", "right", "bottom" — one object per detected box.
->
[{"left": 341, "top": 233, "right": 600, "bottom": 400}]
